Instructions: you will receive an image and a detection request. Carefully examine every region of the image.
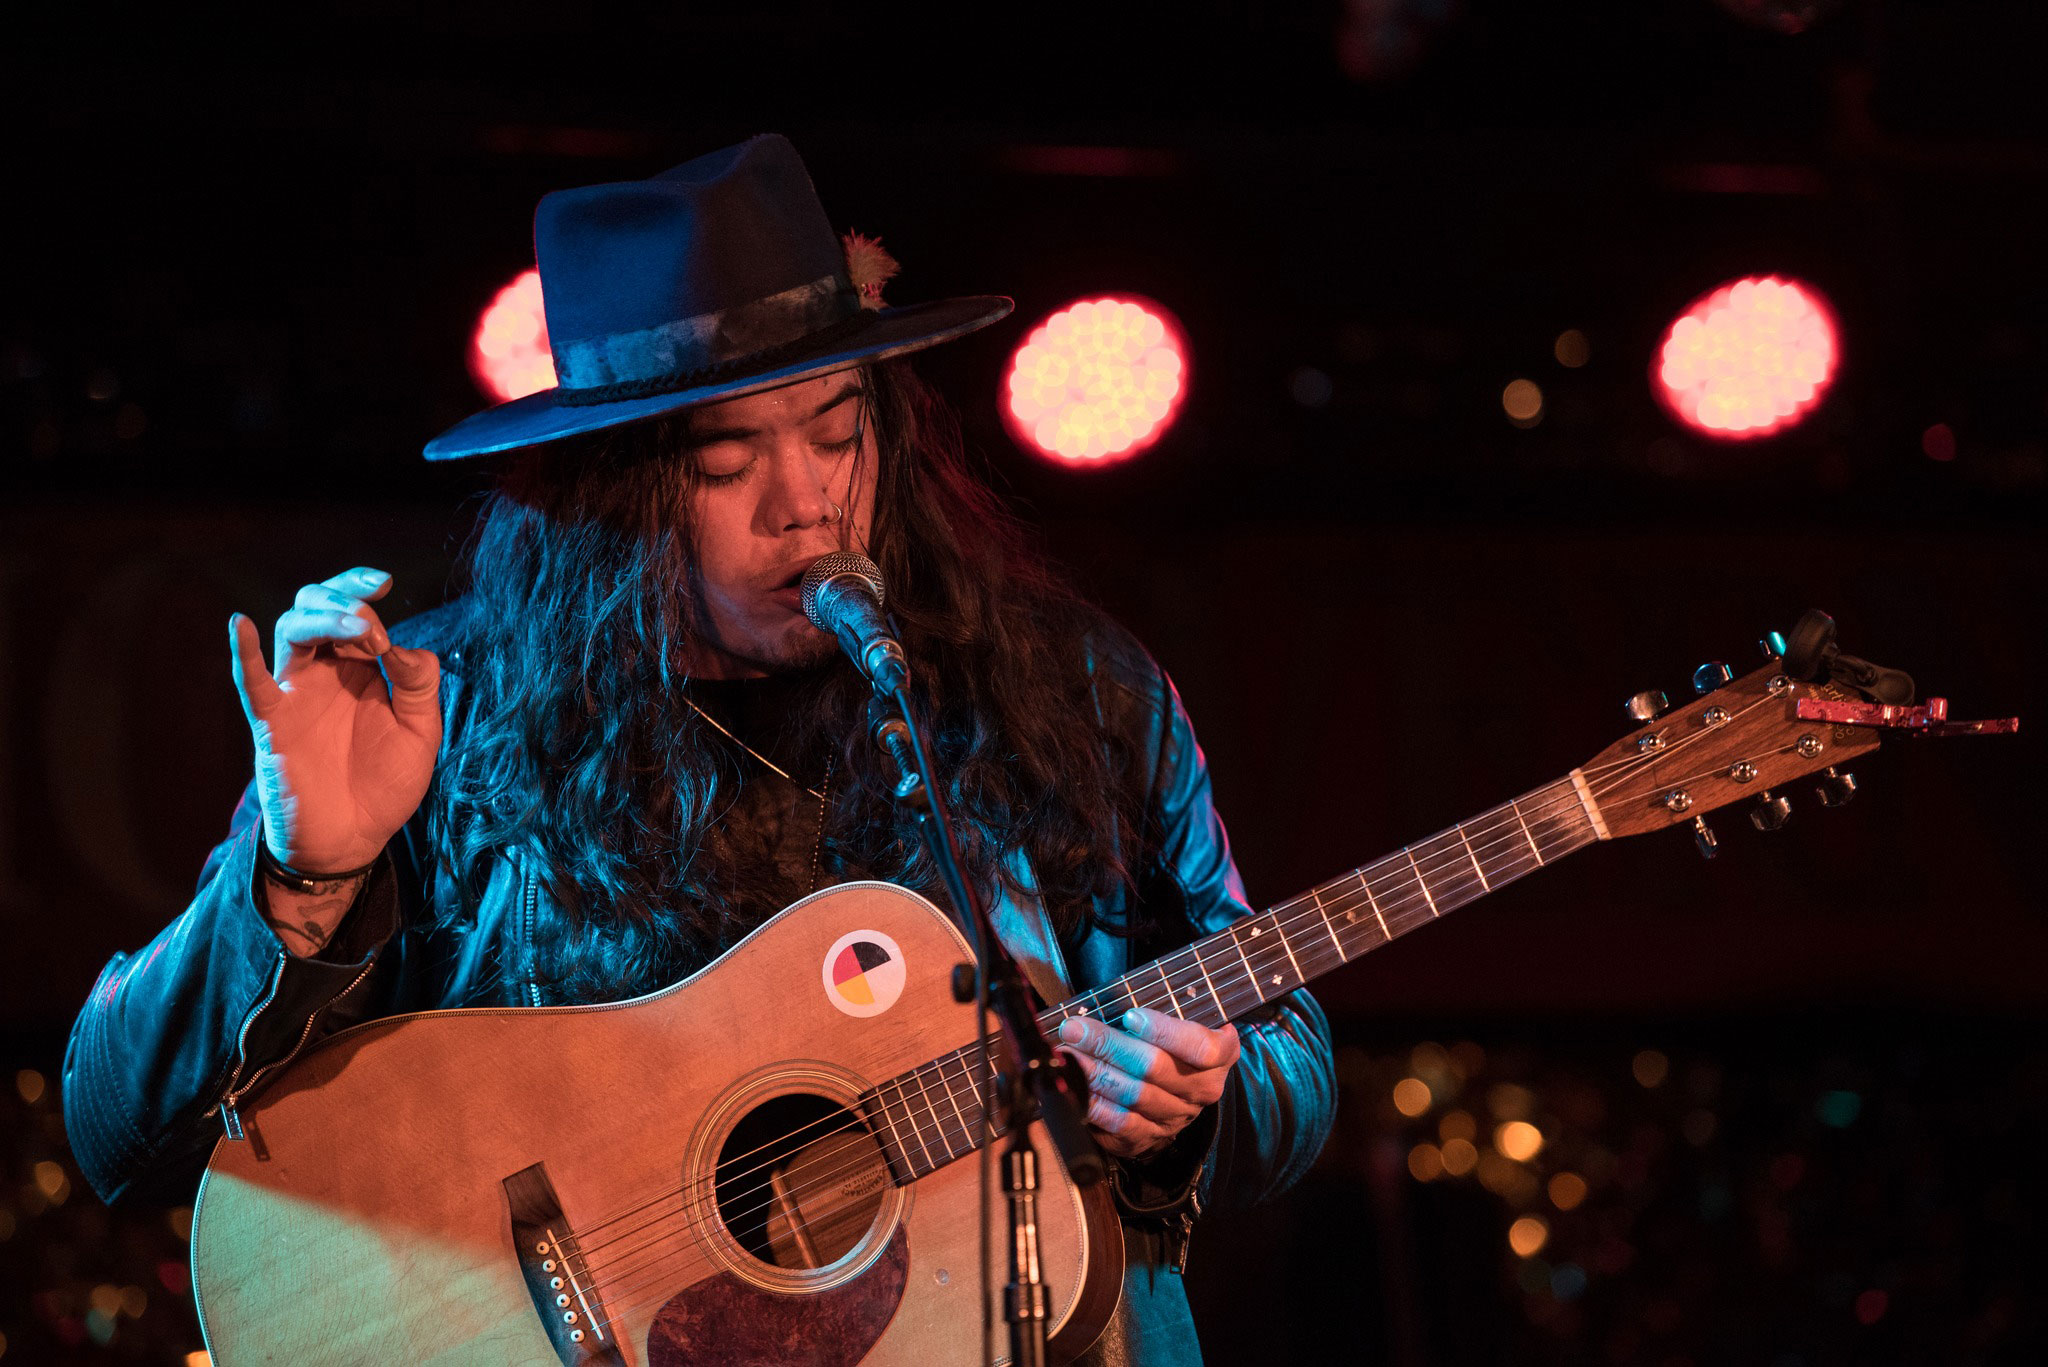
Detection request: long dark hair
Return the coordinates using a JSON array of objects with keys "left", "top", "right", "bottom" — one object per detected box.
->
[{"left": 435, "top": 361, "right": 1147, "bottom": 1003}]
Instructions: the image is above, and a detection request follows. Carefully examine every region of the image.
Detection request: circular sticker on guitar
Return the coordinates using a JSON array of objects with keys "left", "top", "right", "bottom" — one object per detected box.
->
[{"left": 822, "top": 929, "right": 907, "bottom": 1019}]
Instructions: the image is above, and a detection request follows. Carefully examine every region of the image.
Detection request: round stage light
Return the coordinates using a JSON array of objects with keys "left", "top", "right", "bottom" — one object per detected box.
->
[
  {"left": 469, "top": 268, "right": 556, "bottom": 403},
  {"left": 1002, "top": 296, "right": 1188, "bottom": 468},
  {"left": 1654, "top": 275, "right": 1838, "bottom": 439}
]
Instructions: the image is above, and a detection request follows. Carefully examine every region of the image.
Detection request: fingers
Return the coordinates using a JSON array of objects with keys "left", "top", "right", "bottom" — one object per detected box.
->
[
  {"left": 1125, "top": 1008, "right": 1241, "bottom": 1073},
  {"left": 274, "top": 569, "right": 395, "bottom": 667},
  {"left": 1064, "top": 1049, "right": 1202, "bottom": 1125},
  {"left": 292, "top": 580, "right": 391, "bottom": 654},
  {"left": 229, "top": 613, "right": 284, "bottom": 717},
  {"left": 1056, "top": 1010, "right": 1240, "bottom": 1101},
  {"left": 1062, "top": 1047, "right": 1199, "bottom": 1157},
  {"left": 380, "top": 645, "right": 443, "bottom": 733},
  {"left": 274, "top": 607, "right": 382, "bottom": 671},
  {"left": 319, "top": 566, "right": 393, "bottom": 602},
  {"left": 1084, "top": 1088, "right": 1177, "bottom": 1156}
]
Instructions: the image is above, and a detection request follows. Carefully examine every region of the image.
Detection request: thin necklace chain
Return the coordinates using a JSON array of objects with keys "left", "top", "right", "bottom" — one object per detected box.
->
[
  {"left": 678, "top": 692, "right": 828, "bottom": 801},
  {"left": 807, "top": 754, "right": 835, "bottom": 895}
]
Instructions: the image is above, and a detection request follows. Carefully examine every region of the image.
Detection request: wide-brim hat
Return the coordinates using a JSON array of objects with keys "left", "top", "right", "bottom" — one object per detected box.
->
[{"left": 424, "top": 134, "right": 1012, "bottom": 461}]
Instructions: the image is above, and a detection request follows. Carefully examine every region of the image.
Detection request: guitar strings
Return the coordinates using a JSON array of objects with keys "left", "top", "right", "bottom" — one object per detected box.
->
[
  {"left": 580, "top": 714, "right": 1773, "bottom": 1325},
  {"left": 584, "top": 804, "right": 1632, "bottom": 1326},
  {"left": 574, "top": 682, "right": 1781, "bottom": 1270},
  {"left": 584, "top": 779, "right": 1611, "bottom": 1326},
  {"left": 568, "top": 769, "right": 1618, "bottom": 1272},
  {"left": 571, "top": 691, "right": 1788, "bottom": 1323},
  {"left": 575, "top": 706, "right": 1771, "bottom": 1324}
]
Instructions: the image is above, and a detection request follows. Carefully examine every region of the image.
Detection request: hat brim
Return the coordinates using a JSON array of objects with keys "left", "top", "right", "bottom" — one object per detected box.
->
[{"left": 423, "top": 295, "right": 1013, "bottom": 461}]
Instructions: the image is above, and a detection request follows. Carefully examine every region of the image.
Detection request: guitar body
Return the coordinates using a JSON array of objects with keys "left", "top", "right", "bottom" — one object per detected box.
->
[{"left": 191, "top": 882, "right": 1122, "bottom": 1365}]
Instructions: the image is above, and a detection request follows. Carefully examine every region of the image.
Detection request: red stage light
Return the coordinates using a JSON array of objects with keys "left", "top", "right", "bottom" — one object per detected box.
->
[
  {"left": 469, "top": 268, "right": 556, "bottom": 403},
  {"left": 1654, "top": 275, "right": 1838, "bottom": 439},
  {"left": 1003, "top": 297, "right": 1187, "bottom": 468}
]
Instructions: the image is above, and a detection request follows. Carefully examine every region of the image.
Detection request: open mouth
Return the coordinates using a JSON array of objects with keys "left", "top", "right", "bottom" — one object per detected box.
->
[{"left": 771, "top": 557, "right": 822, "bottom": 593}]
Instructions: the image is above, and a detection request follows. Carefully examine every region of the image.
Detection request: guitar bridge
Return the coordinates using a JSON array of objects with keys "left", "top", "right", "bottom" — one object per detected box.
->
[{"left": 504, "top": 1162, "right": 626, "bottom": 1365}]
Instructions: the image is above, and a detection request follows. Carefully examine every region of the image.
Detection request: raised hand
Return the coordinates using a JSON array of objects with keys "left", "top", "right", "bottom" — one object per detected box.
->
[
  {"left": 1056, "top": 1006, "right": 1241, "bottom": 1159},
  {"left": 228, "top": 568, "right": 442, "bottom": 877}
]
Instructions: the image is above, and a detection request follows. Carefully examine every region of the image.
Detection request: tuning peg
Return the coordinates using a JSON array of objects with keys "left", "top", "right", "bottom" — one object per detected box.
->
[
  {"left": 1624, "top": 690, "right": 1669, "bottom": 723},
  {"left": 1759, "top": 630, "right": 1788, "bottom": 660},
  {"left": 1749, "top": 790, "right": 1793, "bottom": 832},
  {"left": 1815, "top": 767, "right": 1857, "bottom": 808},
  {"left": 1691, "top": 816, "right": 1718, "bottom": 860},
  {"left": 1692, "top": 662, "right": 1734, "bottom": 694}
]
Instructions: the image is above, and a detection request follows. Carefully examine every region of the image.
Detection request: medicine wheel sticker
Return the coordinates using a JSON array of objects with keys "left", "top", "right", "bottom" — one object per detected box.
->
[{"left": 822, "top": 929, "right": 907, "bottom": 1018}]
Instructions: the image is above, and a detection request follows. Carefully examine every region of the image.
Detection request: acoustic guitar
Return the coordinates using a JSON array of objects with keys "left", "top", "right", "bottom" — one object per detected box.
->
[{"left": 188, "top": 616, "right": 2013, "bottom": 1364}]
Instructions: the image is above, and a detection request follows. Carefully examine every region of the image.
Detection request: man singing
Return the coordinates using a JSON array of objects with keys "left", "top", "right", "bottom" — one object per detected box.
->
[{"left": 64, "top": 134, "right": 1334, "bottom": 1364}]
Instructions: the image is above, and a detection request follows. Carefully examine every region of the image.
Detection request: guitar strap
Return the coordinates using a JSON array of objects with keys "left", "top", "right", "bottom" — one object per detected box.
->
[{"left": 986, "top": 848, "right": 1076, "bottom": 1008}]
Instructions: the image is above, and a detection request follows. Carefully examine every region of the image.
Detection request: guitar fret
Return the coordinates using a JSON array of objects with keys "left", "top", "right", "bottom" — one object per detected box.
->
[
  {"left": 945, "top": 1048, "right": 991, "bottom": 1146},
  {"left": 1358, "top": 871, "right": 1392, "bottom": 941},
  {"left": 1402, "top": 847, "right": 1440, "bottom": 918},
  {"left": 932, "top": 1061, "right": 972, "bottom": 1155},
  {"left": 1529, "top": 781, "right": 1593, "bottom": 861},
  {"left": 956, "top": 1058, "right": 993, "bottom": 1147},
  {"left": 918, "top": 1066, "right": 960, "bottom": 1164},
  {"left": 1371, "top": 854, "right": 1431, "bottom": 936},
  {"left": 943, "top": 1063, "right": 977, "bottom": 1155},
  {"left": 1460, "top": 809, "right": 1508, "bottom": 891},
  {"left": 1269, "top": 914, "right": 1305, "bottom": 987},
  {"left": 1509, "top": 797, "right": 1546, "bottom": 865},
  {"left": 864, "top": 1092, "right": 912, "bottom": 1182},
  {"left": 1311, "top": 889, "right": 1348, "bottom": 963},
  {"left": 1457, "top": 825, "right": 1490, "bottom": 891},
  {"left": 1226, "top": 925, "right": 1265, "bottom": 1006},
  {"left": 1488, "top": 809, "right": 1534, "bottom": 883},
  {"left": 1156, "top": 962, "right": 1186, "bottom": 1018},
  {"left": 1186, "top": 944, "right": 1229, "bottom": 1019},
  {"left": 873, "top": 1081, "right": 918, "bottom": 1177},
  {"left": 897, "top": 1074, "right": 939, "bottom": 1171}
]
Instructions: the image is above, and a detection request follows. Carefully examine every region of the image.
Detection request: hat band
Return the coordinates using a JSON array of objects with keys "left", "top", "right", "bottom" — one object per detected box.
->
[{"left": 552, "top": 273, "right": 865, "bottom": 407}]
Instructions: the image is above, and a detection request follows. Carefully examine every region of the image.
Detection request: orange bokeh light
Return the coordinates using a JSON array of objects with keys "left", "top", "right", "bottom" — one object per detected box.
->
[
  {"left": 1003, "top": 296, "right": 1187, "bottom": 468},
  {"left": 1654, "top": 275, "right": 1838, "bottom": 439},
  {"left": 1508, "top": 1215, "right": 1550, "bottom": 1258},
  {"left": 469, "top": 268, "right": 557, "bottom": 403}
]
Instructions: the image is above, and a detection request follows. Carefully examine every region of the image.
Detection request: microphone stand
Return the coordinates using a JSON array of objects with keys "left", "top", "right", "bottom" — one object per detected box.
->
[{"left": 865, "top": 683, "right": 1103, "bottom": 1367}]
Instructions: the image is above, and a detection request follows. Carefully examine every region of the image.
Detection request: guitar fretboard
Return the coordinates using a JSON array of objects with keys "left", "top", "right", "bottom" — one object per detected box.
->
[{"left": 857, "top": 774, "right": 1601, "bottom": 1182}]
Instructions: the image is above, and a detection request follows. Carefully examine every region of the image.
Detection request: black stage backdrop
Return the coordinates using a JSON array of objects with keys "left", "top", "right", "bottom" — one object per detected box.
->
[{"left": 3, "top": 3, "right": 2043, "bottom": 1363}]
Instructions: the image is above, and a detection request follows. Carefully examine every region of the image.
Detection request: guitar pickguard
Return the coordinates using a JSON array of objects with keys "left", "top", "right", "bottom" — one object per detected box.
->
[{"left": 645, "top": 1227, "right": 910, "bottom": 1367}]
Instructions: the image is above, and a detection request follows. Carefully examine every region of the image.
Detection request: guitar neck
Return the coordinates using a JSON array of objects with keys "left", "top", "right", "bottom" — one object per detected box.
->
[
  {"left": 862, "top": 773, "right": 1604, "bottom": 1181},
  {"left": 1057, "top": 772, "right": 1605, "bottom": 1034}
]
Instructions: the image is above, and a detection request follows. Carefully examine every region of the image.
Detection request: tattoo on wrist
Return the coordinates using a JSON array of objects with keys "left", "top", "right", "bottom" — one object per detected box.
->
[{"left": 260, "top": 874, "right": 367, "bottom": 956}]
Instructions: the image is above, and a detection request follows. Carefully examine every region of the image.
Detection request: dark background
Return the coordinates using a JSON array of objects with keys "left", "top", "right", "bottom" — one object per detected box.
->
[{"left": 3, "top": 2, "right": 2042, "bottom": 1363}]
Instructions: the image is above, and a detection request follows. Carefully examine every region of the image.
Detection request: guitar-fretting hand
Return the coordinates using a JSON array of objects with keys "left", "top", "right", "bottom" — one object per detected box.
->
[{"left": 1057, "top": 1006, "right": 1241, "bottom": 1158}]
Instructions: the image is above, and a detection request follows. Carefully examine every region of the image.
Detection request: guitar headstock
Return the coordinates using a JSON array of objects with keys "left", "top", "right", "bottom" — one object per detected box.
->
[{"left": 1578, "top": 610, "right": 2018, "bottom": 849}]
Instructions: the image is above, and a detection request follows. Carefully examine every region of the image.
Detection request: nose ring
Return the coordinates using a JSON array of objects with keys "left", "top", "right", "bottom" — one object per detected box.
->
[{"left": 821, "top": 499, "right": 843, "bottom": 525}]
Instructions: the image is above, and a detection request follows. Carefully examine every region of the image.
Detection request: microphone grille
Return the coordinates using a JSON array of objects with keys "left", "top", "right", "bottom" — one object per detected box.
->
[{"left": 799, "top": 551, "right": 887, "bottom": 627}]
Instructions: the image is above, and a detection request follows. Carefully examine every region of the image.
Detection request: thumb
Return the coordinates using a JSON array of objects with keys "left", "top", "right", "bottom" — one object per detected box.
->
[
  {"left": 381, "top": 645, "right": 442, "bottom": 730},
  {"left": 228, "top": 614, "right": 284, "bottom": 717}
]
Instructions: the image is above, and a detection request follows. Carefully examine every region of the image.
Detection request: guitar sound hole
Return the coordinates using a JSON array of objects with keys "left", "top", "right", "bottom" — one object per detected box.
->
[{"left": 712, "top": 1093, "right": 889, "bottom": 1272}]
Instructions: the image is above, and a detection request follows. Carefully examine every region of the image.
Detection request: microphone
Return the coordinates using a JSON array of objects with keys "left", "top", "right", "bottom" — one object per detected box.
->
[{"left": 800, "top": 551, "right": 910, "bottom": 695}]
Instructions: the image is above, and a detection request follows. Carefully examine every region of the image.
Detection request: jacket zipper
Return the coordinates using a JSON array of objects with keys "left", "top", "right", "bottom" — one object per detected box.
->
[
  {"left": 216, "top": 956, "right": 376, "bottom": 1141},
  {"left": 522, "top": 866, "right": 543, "bottom": 1008}
]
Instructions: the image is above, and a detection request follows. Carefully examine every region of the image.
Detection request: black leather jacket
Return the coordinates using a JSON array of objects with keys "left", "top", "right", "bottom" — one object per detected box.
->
[{"left": 64, "top": 601, "right": 1335, "bottom": 1364}]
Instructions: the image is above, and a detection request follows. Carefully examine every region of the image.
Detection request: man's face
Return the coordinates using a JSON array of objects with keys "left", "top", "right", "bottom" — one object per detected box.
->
[{"left": 678, "top": 371, "right": 879, "bottom": 678}]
